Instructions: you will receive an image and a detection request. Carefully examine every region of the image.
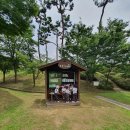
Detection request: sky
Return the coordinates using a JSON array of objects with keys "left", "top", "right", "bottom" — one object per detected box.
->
[{"left": 34, "top": 0, "right": 130, "bottom": 59}]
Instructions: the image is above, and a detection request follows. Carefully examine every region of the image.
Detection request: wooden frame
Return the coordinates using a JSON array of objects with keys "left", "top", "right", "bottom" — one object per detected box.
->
[{"left": 39, "top": 59, "right": 86, "bottom": 105}]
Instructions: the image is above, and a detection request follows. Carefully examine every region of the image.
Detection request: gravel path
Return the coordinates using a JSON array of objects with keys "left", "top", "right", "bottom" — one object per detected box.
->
[{"left": 96, "top": 96, "right": 130, "bottom": 110}]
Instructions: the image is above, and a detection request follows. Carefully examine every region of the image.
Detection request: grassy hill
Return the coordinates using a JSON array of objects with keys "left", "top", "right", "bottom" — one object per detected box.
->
[
  {"left": 0, "top": 71, "right": 45, "bottom": 92},
  {"left": 0, "top": 71, "right": 94, "bottom": 93}
]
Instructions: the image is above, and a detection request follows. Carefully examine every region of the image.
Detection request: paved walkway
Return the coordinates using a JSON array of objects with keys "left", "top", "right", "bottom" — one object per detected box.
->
[{"left": 96, "top": 96, "right": 130, "bottom": 110}]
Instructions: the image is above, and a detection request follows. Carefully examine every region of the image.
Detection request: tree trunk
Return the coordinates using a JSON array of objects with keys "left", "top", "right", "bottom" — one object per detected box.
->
[
  {"left": 3, "top": 71, "right": 6, "bottom": 83},
  {"left": 14, "top": 64, "right": 17, "bottom": 83},
  {"left": 45, "top": 44, "right": 48, "bottom": 64},
  {"left": 99, "top": 0, "right": 108, "bottom": 32},
  {"left": 33, "top": 71, "right": 36, "bottom": 87},
  {"left": 56, "top": 33, "right": 59, "bottom": 60},
  {"left": 38, "top": 43, "right": 41, "bottom": 62},
  {"left": 105, "top": 67, "right": 112, "bottom": 87},
  {"left": 61, "top": 14, "right": 65, "bottom": 58},
  {"left": 38, "top": 23, "right": 42, "bottom": 62}
]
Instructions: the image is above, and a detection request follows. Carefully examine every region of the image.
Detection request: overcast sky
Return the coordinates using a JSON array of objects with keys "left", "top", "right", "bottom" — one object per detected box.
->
[{"left": 34, "top": 0, "right": 130, "bottom": 59}]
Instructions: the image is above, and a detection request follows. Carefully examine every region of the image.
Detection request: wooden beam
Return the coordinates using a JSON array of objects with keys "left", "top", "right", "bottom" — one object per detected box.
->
[
  {"left": 45, "top": 70, "right": 47, "bottom": 101},
  {"left": 77, "top": 70, "right": 80, "bottom": 101}
]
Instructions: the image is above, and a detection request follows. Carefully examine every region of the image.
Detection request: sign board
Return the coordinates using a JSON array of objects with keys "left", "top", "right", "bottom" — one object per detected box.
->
[
  {"left": 49, "top": 71, "right": 75, "bottom": 88},
  {"left": 58, "top": 61, "right": 71, "bottom": 69},
  {"left": 49, "top": 72, "right": 61, "bottom": 88},
  {"left": 93, "top": 81, "right": 99, "bottom": 86}
]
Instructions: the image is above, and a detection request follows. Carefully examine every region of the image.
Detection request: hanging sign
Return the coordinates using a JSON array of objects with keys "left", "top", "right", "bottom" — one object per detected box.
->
[{"left": 58, "top": 61, "right": 71, "bottom": 69}]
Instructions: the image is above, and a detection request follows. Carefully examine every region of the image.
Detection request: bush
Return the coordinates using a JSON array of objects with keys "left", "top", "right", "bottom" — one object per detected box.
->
[
  {"left": 95, "top": 72, "right": 114, "bottom": 90},
  {"left": 97, "top": 80, "right": 113, "bottom": 90},
  {"left": 80, "top": 72, "right": 87, "bottom": 80},
  {"left": 110, "top": 74, "right": 130, "bottom": 90}
]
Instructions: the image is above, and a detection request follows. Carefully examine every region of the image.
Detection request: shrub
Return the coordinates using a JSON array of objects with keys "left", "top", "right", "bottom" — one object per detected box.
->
[
  {"left": 97, "top": 80, "right": 113, "bottom": 90},
  {"left": 110, "top": 74, "right": 130, "bottom": 90},
  {"left": 95, "top": 72, "right": 114, "bottom": 90},
  {"left": 80, "top": 72, "right": 87, "bottom": 80}
]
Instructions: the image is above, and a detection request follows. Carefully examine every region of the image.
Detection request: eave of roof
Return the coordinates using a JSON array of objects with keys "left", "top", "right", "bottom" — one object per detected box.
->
[{"left": 39, "top": 59, "right": 86, "bottom": 71}]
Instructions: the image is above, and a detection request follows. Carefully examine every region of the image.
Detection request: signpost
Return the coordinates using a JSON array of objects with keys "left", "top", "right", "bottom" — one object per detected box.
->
[{"left": 58, "top": 60, "right": 71, "bottom": 69}]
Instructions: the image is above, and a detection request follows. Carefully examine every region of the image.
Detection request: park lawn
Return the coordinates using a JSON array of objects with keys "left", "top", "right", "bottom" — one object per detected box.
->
[
  {"left": 99, "top": 91, "right": 130, "bottom": 105},
  {"left": 0, "top": 70, "right": 93, "bottom": 93},
  {"left": 1, "top": 88, "right": 130, "bottom": 130}
]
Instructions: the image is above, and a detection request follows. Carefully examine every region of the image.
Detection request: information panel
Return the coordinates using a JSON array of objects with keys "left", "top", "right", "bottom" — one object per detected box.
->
[
  {"left": 49, "top": 72, "right": 75, "bottom": 88},
  {"left": 49, "top": 72, "right": 61, "bottom": 88}
]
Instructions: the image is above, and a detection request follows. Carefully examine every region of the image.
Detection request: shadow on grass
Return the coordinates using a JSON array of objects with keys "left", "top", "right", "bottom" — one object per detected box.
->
[{"left": 32, "top": 99, "right": 46, "bottom": 108}]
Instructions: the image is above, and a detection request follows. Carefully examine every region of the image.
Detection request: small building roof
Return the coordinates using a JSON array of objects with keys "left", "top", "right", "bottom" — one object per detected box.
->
[{"left": 39, "top": 59, "right": 86, "bottom": 71}]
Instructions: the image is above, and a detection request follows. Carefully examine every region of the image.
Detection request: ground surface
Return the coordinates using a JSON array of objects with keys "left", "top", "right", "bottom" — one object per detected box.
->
[
  {"left": 99, "top": 91, "right": 130, "bottom": 105},
  {"left": 1, "top": 71, "right": 130, "bottom": 130},
  {"left": 1, "top": 88, "right": 130, "bottom": 130}
]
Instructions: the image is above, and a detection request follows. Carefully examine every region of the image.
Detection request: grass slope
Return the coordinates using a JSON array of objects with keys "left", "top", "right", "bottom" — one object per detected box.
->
[
  {"left": 0, "top": 88, "right": 130, "bottom": 130},
  {"left": 0, "top": 71, "right": 93, "bottom": 92},
  {"left": 0, "top": 71, "right": 45, "bottom": 92}
]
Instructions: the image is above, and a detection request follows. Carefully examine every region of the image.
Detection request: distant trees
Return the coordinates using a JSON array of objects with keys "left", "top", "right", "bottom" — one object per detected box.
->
[
  {"left": 17, "top": 37, "right": 39, "bottom": 87},
  {"left": 0, "top": 0, "right": 41, "bottom": 85},
  {"left": 64, "top": 21, "right": 99, "bottom": 81},
  {"left": 0, "top": 0, "right": 130, "bottom": 90},
  {"left": 0, "top": 35, "right": 22, "bottom": 82},
  {"left": 36, "top": 0, "right": 74, "bottom": 59},
  {"left": 64, "top": 19, "right": 130, "bottom": 85},
  {"left": 98, "top": 19, "right": 130, "bottom": 86}
]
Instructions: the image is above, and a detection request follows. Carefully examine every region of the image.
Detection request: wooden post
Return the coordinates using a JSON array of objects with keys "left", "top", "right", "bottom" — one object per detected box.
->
[
  {"left": 77, "top": 70, "right": 80, "bottom": 101},
  {"left": 45, "top": 70, "right": 47, "bottom": 101}
]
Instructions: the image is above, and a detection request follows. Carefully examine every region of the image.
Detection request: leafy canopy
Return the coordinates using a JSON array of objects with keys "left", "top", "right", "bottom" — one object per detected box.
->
[{"left": 0, "top": 0, "right": 38, "bottom": 35}]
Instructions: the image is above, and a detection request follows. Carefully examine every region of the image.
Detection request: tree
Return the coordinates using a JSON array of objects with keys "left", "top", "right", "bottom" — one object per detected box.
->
[
  {"left": 64, "top": 22, "right": 100, "bottom": 81},
  {"left": 25, "top": 39, "right": 38, "bottom": 87},
  {"left": 98, "top": 19, "right": 130, "bottom": 86},
  {"left": 36, "top": 1, "right": 53, "bottom": 63},
  {"left": 0, "top": 55, "right": 12, "bottom": 83},
  {"left": 0, "top": 35, "right": 22, "bottom": 82},
  {"left": 93, "top": 0, "right": 114, "bottom": 32},
  {"left": 0, "top": 0, "right": 38, "bottom": 35},
  {"left": 41, "top": 0, "right": 74, "bottom": 58}
]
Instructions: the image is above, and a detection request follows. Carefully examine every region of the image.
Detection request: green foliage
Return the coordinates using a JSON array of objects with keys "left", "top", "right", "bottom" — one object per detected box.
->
[
  {"left": 99, "top": 19, "right": 130, "bottom": 66},
  {"left": 37, "top": 0, "right": 74, "bottom": 59},
  {"left": 80, "top": 72, "right": 87, "bottom": 80},
  {"left": 95, "top": 72, "right": 113, "bottom": 90},
  {"left": 0, "top": 0, "right": 38, "bottom": 35},
  {"left": 115, "top": 64, "right": 130, "bottom": 79},
  {"left": 97, "top": 80, "right": 113, "bottom": 90},
  {"left": 0, "top": 55, "right": 12, "bottom": 72},
  {"left": 0, "top": 55, "right": 12, "bottom": 82},
  {"left": 110, "top": 72, "right": 130, "bottom": 90},
  {"left": 64, "top": 22, "right": 99, "bottom": 81}
]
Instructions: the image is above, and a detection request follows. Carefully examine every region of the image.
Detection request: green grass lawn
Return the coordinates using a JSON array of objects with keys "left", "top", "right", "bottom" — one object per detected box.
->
[
  {"left": 1, "top": 88, "right": 130, "bottom": 130},
  {"left": 99, "top": 91, "right": 130, "bottom": 105},
  {"left": 1, "top": 71, "right": 130, "bottom": 129}
]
